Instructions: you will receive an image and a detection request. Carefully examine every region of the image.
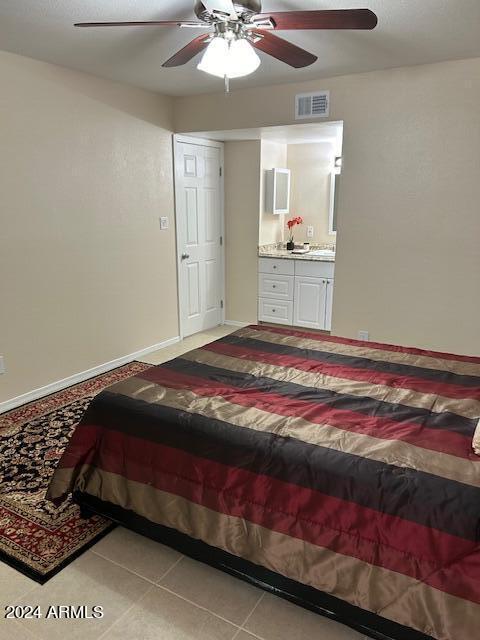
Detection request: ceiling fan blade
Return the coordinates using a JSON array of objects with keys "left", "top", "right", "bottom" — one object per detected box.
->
[
  {"left": 74, "top": 21, "right": 207, "bottom": 28},
  {"left": 252, "top": 31, "right": 317, "bottom": 69},
  {"left": 201, "top": 0, "right": 238, "bottom": 19},
  {"left": 253, "top": 9, "right": 378, "bottom": 31},
  {"left": 162, "top": 34, "right": 211, "bottom": 68}
]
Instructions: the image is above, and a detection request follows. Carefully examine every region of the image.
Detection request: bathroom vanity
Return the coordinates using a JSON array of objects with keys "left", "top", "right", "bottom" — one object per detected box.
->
[{"left": 258, "top": 250, "right": 335, "bottom": 331}]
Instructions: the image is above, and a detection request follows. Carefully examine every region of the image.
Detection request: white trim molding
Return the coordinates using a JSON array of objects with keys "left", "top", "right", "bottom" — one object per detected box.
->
[{"left": 0, "top": 336, "right": 180, "bottom": 415}]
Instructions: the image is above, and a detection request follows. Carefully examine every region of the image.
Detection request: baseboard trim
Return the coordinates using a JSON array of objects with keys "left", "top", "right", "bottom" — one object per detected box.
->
[
  {"left": 224, "top": 320, "right": 251, "bottom": 328},
  {"left": 0, "top": 336, "right": 181, "bottom": 415}
]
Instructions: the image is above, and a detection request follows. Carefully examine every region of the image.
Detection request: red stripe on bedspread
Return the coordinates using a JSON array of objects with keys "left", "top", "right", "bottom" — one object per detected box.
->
[
  {"left": 201, "top": 341, "right": 480, "bottom": 401},
  {"left": 137, "top": 367, "right": 473, "bottom": 458},
  {"left": 248, "top": 325, "right": 480, "bottom": 365},
  {"left": 66, "top": 424, "right": 480, "bottom": 604}
]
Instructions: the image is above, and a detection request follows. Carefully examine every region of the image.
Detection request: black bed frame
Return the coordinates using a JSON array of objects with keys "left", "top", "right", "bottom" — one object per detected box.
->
[{"left": 75, "top": 492, "right": 434, "bottom": 640}]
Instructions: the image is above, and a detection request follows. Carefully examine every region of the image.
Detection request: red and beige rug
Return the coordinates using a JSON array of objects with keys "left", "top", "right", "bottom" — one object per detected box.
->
[{"left": 0, "top": 361, "right": 152, "bottom": 583}]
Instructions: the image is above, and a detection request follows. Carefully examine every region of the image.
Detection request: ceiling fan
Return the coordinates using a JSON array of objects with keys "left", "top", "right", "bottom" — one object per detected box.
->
[{"left": 75, "top": 1, "right": 378, "bottom": 82}]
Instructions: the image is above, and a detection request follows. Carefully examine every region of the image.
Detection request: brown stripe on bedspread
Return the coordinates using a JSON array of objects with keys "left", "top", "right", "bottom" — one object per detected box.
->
[
  {"left": 103, "top": 375, "right": 480, "bottom": 487},
  {"left": 161, "top": 357, "right": 476, "bottom": 439},
  {"left": 184, "top": 346, "right": 480, "bottom": 420},
  {"left": 75, "top": 386, "right": 480, "bottom": 541},
  {"left": 67, "top": 467, "right": 480, "bottom": 640},
  {"left": 237, "top": 327, "right": 480, "bottom": 377},
  {"left": 209, "top": 337, "right": 480, "bottom": 402}
]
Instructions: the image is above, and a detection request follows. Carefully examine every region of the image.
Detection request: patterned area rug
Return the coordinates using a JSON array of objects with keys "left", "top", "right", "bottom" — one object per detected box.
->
[{"left": 0, "top": 362, "right": 152, "bottom": 583}]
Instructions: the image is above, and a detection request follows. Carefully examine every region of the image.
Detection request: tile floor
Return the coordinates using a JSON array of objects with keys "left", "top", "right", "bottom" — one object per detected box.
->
[{"left": 0, "top": 326, "right": 369, "bottom": 640}]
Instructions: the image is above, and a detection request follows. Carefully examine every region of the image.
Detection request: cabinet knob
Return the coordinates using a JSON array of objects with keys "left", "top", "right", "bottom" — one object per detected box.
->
[
  {"left": 272, "top": 285, "right": 276, "bottom": 289},
  {"left": 272, "top": 309, "right": 276, "bottom": 313},
  {"left": 273, "top": 266, "right": 277, "bottom": 269}
]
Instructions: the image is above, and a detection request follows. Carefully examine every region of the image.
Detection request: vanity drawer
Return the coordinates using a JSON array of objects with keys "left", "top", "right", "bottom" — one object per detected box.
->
[
  {"left": 258, "top": 298, "right": 293, "bottom": 326},
  {"left": 258, "top": 273, "right": 294, "bottom": 301},
  {"left": 295, "top": 260, "right": 335, "bottom": 279},
  {"left": 258, "top": 257, "right": 295, "bottom": 276}
]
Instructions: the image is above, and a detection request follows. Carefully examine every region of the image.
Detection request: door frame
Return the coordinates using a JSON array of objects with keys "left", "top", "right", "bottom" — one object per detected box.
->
[{"left": 173, "top": 134, "right": 225, "bottom": 340}]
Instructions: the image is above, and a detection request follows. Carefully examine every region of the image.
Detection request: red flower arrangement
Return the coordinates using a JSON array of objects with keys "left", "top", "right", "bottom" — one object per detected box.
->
[{"left": 286, "top": 216, "right": 303, "bottom": 246}]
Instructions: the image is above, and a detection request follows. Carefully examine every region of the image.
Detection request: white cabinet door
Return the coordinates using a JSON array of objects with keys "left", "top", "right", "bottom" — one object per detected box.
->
[
  {"left": 325, "top": 278, "right": 334, "bottom": 331},
  {"left": 294, "top": 276, "right": 328, "bottom": 330}
]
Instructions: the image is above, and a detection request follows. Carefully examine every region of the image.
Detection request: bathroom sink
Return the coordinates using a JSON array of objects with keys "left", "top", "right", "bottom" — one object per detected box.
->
[{"left": 308, "top": 249, "right": 336, "bottom": 258}]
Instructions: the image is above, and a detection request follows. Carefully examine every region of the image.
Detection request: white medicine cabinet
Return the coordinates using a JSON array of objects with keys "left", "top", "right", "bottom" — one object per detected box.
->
[{"left": 265, "top": 168, "right": 291, "bottom": 215}]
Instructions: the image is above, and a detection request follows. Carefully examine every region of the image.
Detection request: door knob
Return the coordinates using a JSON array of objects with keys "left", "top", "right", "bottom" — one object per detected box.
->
[{"left": 181, "top": 253, "right": 190, "bottom": 260}]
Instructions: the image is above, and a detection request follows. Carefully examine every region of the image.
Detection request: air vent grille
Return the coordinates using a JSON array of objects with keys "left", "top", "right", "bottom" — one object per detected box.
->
[{"left": 295, "top": 91, "right": 330, "bottom": 120}]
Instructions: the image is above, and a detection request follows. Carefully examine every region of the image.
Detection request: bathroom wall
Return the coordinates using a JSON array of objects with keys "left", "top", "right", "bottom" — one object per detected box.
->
[
  {"left": 287, "top": 142, "right": 337, "bottom": 246},
  {"left": 259, "top": 140, "right": 338, "bottom": 248},
  {"left": 259, "top": 140, "right": 287, "bottom": 245}
]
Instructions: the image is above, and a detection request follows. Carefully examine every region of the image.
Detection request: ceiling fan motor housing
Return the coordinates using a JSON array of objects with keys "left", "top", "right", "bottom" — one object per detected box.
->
[{"left": 194, "top": 0, "right": 262, "bottom": 21}]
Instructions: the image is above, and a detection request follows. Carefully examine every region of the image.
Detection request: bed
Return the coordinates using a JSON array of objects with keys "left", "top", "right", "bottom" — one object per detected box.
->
[{"left": 47, "top": 325, "right": 480, "bottom": 640}]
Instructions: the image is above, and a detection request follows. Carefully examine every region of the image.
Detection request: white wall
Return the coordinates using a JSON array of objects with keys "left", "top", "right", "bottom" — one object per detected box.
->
[
  {"left": 175, "top": 57, "right": 480, "bottom": 355},
  {"left": 0, "top": 51, "right": 177, "bottom": 404}
]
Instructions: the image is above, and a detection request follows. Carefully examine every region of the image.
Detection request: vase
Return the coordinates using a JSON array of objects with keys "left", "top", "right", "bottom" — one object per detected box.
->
[{"left": 286, "top": 241, "right": 295, "bottom": 251}]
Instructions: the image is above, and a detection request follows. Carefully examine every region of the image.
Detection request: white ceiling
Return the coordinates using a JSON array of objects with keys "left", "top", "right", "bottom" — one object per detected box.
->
[{"left": 1, "top": 1, "right": 480, "bottom": 97}]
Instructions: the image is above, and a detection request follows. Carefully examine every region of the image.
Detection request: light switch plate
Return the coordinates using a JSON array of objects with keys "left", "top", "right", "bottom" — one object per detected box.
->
[
  {"left": 307, "top": 226, "right": 314, "bottom": 238},
  {"left": 358, "top": 331, "right": 370, "bottom": 342},
  {"left": 0, "top": 357, "right": 5, "bottom": 374},
  {"left": 160, "top": 216, "right": 169, "bottom": 230}
]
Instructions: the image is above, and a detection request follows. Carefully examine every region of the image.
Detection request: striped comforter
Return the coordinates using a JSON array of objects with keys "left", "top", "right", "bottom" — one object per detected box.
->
[{"left": 47, "top": 325, "right": 480, "bottom": 640}]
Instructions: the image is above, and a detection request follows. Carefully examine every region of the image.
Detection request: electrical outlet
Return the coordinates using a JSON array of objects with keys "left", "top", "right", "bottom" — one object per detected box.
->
[
  {"left": 0, "top": 357, "right": 5, "bottom": 375},
  {"left": 358, "top": 331, "right": 370, "bottom": 342},
  {"left": 307, "top": 225, "right": 314, "bottom": 238},
  {"left": 159, "top": 216, "right": 169, "bottom": 230}
]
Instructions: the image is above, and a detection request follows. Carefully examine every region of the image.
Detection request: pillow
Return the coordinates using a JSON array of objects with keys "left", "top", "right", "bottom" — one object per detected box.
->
[{"left": 473, "top": 419, "right": 480, "bottom": 455}]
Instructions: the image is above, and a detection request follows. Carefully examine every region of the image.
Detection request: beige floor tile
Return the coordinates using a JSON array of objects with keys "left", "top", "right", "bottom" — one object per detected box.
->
[
  {"left": 0, "top": 620, "right": 37, "bottom": 640},
  {"left": 91, "top": 526, "right": 181, "bottom": 583},
  {"left": 244, "top": 593, "right": 365, "bottom": 640},
  {"left": 234, "top": 632, "right": 262, "bottom": 640},
  {"left": 140, "top": 325, "right": 236, "bottom": 366},
  {"left": 160, "top": 557, "right": 262, "bottom": 626},
  {"left": 102, "top": 586, "right": 238, "bottom": 640},
  {"left": 15, "top": 551, "right": 151, "bottom": 640},
  {"left": 0, "top": 561, "right": 37, "bottom": 604}
]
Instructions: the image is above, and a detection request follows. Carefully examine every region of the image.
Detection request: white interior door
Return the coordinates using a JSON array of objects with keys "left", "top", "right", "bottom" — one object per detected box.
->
[{"left": 175, "top": 137, "right": 224, "bottom": 338}]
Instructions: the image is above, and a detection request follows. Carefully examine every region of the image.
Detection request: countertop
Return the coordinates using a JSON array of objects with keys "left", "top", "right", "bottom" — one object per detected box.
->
[{"left": 258, "top": 247, "right": 336, "bottom": 263}]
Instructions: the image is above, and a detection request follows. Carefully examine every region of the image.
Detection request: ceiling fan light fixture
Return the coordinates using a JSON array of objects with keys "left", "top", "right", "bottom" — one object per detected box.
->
[
  {"left": 197, "top": 36, "right": 229, "bottom": 77},
  {"left": 197, "top": 33, "right": 261, "bottom": 79},
  {"left": 226, "top": 38, "right": 260, "bottom": 78}
]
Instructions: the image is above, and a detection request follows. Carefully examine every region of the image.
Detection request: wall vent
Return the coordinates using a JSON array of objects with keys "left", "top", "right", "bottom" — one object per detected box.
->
[{"left": 295, "top": 91, "right": 330, "bottom": 120}]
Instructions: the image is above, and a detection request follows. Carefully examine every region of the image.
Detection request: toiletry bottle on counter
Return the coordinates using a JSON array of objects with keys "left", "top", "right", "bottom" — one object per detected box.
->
[{"left": 303, "top": 242, "right": 310, "bottom": 250}]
